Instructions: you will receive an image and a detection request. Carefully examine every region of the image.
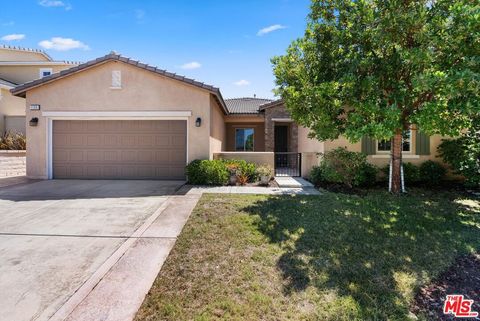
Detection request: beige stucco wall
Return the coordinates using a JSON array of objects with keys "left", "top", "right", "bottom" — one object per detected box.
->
[
  {"left": 298, "top": 126, "right": 324, "bottom": 177},
  {"left": 224, "top": 114, "right": 264, "bottom": 123},
  {"left": 0, "top": 88, "right": 26, "bottom": 133},
  {"left": 209, "top": 97, "right": 226, "bottom": 157},
  {"left": 0, "top": 48, "right": 50, "bottom": 62},
  {"left": 24, "top": 60, "right": 215, "bottom": 179},
  {"left": 0, "top": 64, "right": 74, "bottom": 85},
  {"left": 213, "top": 152, "right": 274, "bottom": 168}
]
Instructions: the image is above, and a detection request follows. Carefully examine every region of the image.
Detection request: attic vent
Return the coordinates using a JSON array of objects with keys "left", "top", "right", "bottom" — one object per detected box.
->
[{"left": 111, "top": 70, "right": 121, "bottom": 89}]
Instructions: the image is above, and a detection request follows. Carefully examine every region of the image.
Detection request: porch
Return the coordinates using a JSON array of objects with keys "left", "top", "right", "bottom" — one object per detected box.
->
[
  {"left": 217, "top": 98, "right": 322, "bottom": 178},
  {"left": 220, "top": 116, "right": 303, "bottom": 176}
]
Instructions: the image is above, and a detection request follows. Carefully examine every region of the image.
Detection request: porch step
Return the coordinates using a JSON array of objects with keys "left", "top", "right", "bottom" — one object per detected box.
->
[{"left": 275, "top": 177, "right": 314, "bottom": 188}]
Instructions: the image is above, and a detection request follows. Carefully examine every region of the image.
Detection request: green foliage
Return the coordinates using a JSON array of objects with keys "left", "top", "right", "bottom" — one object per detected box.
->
[
  {"left": 419, "top": 161, "right": 446, "bottom": 185},
  {"left": 255, "top": 164, "right": 273, "bottom": 178},
  {"left": 0, "top": 132, "right": 26, "bottom": 150},
  {"left": 272, "top": 0, "right": 479, "bottom": 142},
  {"left": 309, "top": 165, "right": 323, "bottom": 186},
  {"left": 272, "top": 0, "right": 479, "bottom": 191},
  {"left": 313, "top": 147, "right": 378, "bottom": 188},
  {"left": 186, "top": 159, "right": 259, "bottom": 185},
  {"left": 438, "top": 117, "right": 480, "bottom": 188},
  {"left": 223, "top": 159, "right": 258, "bottom": 182},
  {"left": 185, "top": 160, "right": 229, "bottom": 185}
]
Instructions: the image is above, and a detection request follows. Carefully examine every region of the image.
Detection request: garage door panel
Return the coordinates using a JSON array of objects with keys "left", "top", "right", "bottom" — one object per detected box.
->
[
  {"left": 53, "top": 120, "right": 186, "bottom": 179},
  {"left": 120, "top": 151, "right": 137, "bottom": 162},
  {"left": 68, "top": 135, "right": 85, "bottom": 146},
  {"left": 170, "top": 150, "right": 186, "bottom": 163},
  {"left": 138, "top": 136, "right": 155, "bottom": 147},
  {"left": 137, "top": 151, "right": 154, "bottom": 162},
  {"left": 172, "top": 135, "right": 186, "bottom": 147},
  {"left": 86, "top": 151, "right": 103, "bottom": 161},
  {"left": 69, "top": 121, "right": 86, "bottom": 131},
  {"left": 53, "top": 150, "right": 68, "bottom": 162}
]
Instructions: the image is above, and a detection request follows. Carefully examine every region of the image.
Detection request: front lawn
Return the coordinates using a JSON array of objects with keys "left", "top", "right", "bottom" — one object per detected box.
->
[{"left": 135, "top": 190, "right": 480, "bottom": 321}]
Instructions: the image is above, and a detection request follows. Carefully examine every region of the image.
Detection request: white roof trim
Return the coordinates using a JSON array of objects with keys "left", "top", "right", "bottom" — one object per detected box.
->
[
  {"left": 0, "top": 84, "right": 14, "bottom": 90},
  {"left": 0, "top": 61, "right": 79, "bottom": 66},
  {"left": 41, "top": 111, "right": 193, "bottom": 118}
]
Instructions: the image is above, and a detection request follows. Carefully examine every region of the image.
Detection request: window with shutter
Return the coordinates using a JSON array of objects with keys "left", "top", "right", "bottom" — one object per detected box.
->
[{"left": 415, "top": 131, "right": 430, "bottom": 155}]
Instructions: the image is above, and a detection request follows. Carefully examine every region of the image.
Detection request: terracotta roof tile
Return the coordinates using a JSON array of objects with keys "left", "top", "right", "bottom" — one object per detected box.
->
[{"left": 225, "top": 97, "right": 273, "bottom": 114}]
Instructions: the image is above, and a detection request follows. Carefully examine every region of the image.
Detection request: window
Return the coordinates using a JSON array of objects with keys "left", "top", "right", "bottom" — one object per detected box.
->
[
  {"left": 39, "top": 68, "right": 52, "bottom": 78},
  {"left": 377, "top": 130, "right": 412, "bottom": 152},
  {"left": 235, "top": 128, "right": 254, "bottom": 151}
]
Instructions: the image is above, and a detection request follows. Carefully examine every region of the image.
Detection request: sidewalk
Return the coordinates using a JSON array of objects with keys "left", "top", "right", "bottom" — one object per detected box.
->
[{"left": 176, "top": 184, "right": 321, "bottom": 196}]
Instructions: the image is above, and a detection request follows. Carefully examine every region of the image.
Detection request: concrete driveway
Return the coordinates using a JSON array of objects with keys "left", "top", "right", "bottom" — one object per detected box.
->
[{"left": 0, "top": 180, "right": 187, "bottom": 321}]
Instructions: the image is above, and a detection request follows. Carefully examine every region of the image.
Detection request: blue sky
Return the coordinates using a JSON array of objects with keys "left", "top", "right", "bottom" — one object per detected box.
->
[{"left": 0, "top": 0, "right": 310, "bottom": 99}]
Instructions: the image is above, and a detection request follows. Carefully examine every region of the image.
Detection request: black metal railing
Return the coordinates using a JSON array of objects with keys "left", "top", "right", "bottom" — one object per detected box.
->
[{"left": 274, "top": 152, "right": 301, "bottom": 177}]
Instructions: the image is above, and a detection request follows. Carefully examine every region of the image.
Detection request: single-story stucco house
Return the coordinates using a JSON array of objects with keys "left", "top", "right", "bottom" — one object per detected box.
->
[{"left": 11, "top": 52, "right": 446, "bottom": 180}]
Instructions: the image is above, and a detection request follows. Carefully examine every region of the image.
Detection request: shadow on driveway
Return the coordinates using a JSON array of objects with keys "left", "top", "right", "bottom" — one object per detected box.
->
[{"left": 0, "top": 179, "right": 185, "bottom": 201}]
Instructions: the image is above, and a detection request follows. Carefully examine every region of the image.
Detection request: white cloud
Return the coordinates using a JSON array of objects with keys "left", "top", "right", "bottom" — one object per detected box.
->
[
  {"left": 1, "top": 34, "right": 25, "bottom": 41},
  {"left": 257, "top": 24, "right": 287, "bottom": 36},
  {"left": 234, "top": 79, "right": 250, "bottom": 86},
  {"left": 180, "top": 61, "right": 201, "bottom": 70},
  {"left": 38, "top": 37, "right": 89, "bottom": 51},
  {"left": 39, "top": 0, "right": 72, "bottom": 10},
  {"left": 1, "top": 21, "right": 15, "bottom": 27}
]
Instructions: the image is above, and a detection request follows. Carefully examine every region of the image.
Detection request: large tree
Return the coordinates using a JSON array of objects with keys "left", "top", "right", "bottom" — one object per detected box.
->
[{"left": 272, "top": 0, "right": 479, "bottom": 193}]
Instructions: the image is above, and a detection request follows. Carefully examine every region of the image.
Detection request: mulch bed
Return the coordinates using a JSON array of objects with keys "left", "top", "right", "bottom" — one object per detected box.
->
[{"left": 411, "top": 254, "right": 480, "bottom": 320}]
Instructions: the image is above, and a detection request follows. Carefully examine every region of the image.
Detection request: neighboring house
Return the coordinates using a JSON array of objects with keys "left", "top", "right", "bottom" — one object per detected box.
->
[
  {"left": 11, "top": 52, "right": 445, "bottom": 180},
  {"left": 0, "top": 45, "right": 78, "bottom": 134}
]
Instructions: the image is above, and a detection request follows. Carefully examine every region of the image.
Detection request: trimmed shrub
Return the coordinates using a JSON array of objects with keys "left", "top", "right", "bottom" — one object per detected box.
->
[
  {"left": 309, "top": 165, "right": 323, "bottom": 186},
  {"left": 185, "top": 159, "right": 258, "bottom": 185},
  {"left": 438, "top": 122, "right": 480, "bottom": 188},
  {"left": 223, "top": 159, "right": 258, "bottom": 183},
  {"left": 185, "top": 159, "right": 229, "bottom": 185},
  {"left": 315, "top": 147, "right": 378, "bottom": 188},
  {"left": 419, "top": 160, "right": 446, "bottom": 185}
]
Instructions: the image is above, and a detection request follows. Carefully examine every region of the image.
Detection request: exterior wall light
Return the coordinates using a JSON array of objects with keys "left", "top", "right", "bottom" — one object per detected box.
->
[
  {"left": 195, "top": 117, "right": 202, "bottom": 127},
  {"left": 29, "top": 117, "right": 39, "bottom": 127}
]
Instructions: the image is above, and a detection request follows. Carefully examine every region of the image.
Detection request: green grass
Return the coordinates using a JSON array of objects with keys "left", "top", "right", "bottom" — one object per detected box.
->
[{"left": 135, "top": 189, "right": 480, "bottom": 321}]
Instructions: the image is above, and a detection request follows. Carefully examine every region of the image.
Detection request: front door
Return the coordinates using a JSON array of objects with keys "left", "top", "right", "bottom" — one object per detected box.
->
[{"left": 274, "top": 125, "right": 288, "bottom": 152}]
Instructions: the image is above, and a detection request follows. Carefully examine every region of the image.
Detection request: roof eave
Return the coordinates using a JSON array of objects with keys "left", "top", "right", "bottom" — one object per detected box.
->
[{"left": 258, "top": 99, "right": 284, "bottom": 110}]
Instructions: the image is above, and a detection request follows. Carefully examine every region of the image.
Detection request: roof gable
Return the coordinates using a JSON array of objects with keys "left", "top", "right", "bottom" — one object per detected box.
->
[
  {"left": 11, "top": 52, "right": 228, "bottom": 114},
  {"left": 0, "top": 45, "right": 52, "bottom": 61}
]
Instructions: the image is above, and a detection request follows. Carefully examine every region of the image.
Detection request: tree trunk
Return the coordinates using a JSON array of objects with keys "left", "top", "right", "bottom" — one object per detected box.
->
[{"left": 391, "top": 129, "right": 403, "bottom": 194}]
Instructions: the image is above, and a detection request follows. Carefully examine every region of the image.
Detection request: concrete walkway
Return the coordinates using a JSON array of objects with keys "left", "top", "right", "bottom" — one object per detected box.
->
[
  {"left": 275, "top": 176, "right": 314, "bottom": 188},
  {"left": 177, "top": 184, "right": 321, "bottom": 196}
]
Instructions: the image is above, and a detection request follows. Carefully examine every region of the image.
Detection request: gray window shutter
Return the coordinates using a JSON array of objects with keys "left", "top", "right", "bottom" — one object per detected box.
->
[
  {"left": 415, "top": 131, "right": 430, "bottom": 155},
  {"left": 361, "top": 136, "right": 376, "bottom": 155}
]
